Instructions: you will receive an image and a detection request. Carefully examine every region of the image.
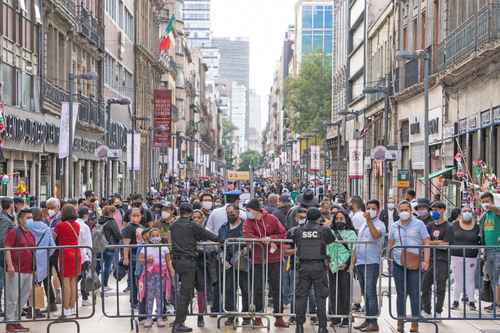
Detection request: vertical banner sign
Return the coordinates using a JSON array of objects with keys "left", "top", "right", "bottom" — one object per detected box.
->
[
  {"left": 349, "top": 139, "right": 364, "bottom": 179},
  {"left": 310, "top": 145, "right": 320, "bottom": 172},
  {"left": 127, "top": 133, "right": 141, "bottom": 171},
  {"left": 153, "top": 89, "right": 172, "bottom": 148},
  {"left": 292, "top": 141, "right": 300, "bottom": 163},
  {"left": 59, "top": 102, "right": 79, "bottom": 159}
]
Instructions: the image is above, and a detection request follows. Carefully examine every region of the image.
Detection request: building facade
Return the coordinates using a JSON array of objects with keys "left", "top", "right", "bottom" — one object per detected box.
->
[{"left": 183, "top": 0, "right": 211, "bottom": 49}]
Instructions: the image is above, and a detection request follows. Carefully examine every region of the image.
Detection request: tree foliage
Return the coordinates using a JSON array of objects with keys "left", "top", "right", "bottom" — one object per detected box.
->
[
  {"left": 238, "top": 150, "right": 263, "bottom": 172},
  {"left": 222, "top": 118, "right": 237, "bottom": 170},
  {"left": 285, "top": 52, "right": 332, "bottom": 138}
]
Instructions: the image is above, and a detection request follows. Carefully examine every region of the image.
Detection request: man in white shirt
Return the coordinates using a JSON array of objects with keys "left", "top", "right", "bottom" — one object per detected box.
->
[
  {"left": 205, "top": 191, "right": 246, "bottom": 235},
  {"left": 350, "top": 196, "right": 367, "bottom": 231},
  {"left": 77, "top": 207, "right": 93, "bottom": 307}
]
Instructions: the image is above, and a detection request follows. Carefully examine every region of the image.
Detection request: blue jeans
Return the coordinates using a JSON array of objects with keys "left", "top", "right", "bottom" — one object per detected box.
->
[
  {"left": 282, "top": 266, "right": 293, "bottom": 306},
  {"left": 356, "top": 264, "right": 379, "bottom": 324},
  {"left": 101, "top": 249, "right": 118, "bottom": 287},
  {"left": 392, "top": 263, "right": 421, "bottom": 320}
]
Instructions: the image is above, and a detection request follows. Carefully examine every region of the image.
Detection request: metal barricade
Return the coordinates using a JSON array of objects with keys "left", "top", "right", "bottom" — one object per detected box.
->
[
  {"left": 101, "top": 242, "right": 223, "bottom": 333},
  {"left": 388, "top": 244, "right": 500, "bottom": 333},
  {"left": 0, "top": 245, "right": 96, "bottom": 333}
]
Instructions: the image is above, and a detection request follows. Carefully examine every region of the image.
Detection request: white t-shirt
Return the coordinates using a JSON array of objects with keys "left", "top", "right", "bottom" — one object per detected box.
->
[
  {"left": 139, "top": 245, "right": 170, "bottom": 266},
  {"left": 351, "top": 211, "right": 367, "bottom": 231}
]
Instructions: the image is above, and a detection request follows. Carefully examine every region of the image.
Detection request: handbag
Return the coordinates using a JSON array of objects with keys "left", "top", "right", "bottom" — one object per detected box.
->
[
  {"left": 83, "top": 267, "right": 101, "bottom": 292},
  {"left": 398, "top": 225, "right": 420, "bottom": 270},
  {"left": 29, "top": 283, "right": 45, "bottom": 310}
]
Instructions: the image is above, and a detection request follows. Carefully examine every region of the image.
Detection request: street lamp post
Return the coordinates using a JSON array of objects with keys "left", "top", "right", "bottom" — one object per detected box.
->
[
  {"left": 397, "top": 49, "right": 431, "bottom": 198},
  {"left": 68, "top": 71, "right": 97, "bottom": 199}
]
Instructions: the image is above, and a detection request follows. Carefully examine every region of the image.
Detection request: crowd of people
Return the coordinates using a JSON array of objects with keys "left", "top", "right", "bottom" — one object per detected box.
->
[{"left": 0, "top": 180, "right": 498, "bottom": 333}]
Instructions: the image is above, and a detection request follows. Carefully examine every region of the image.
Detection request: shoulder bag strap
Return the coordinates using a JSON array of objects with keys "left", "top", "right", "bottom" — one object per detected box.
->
[
  {"left": 333, "top": 228, "right": 351, "bottom": 252},
  {"left": 65, "top": 221, "right": 79, "bottom": 239},
  {"left": 37, "top": 230, "right": 48, "bottom": 247}
]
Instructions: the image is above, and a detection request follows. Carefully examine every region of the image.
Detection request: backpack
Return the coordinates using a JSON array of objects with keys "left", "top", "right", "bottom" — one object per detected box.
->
[{"left": 92, "top": 222, "right": 109, "bottom": 253}]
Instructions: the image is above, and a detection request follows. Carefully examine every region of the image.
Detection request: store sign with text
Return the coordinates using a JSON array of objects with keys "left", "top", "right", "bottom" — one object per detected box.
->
[{"left": 153, "top": 89, "right": 172, "bottom": 148}]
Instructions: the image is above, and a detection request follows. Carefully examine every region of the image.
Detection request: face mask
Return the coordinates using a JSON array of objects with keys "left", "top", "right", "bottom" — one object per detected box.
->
[
  {"left": 26, "top": 218, "right": 33, "bottom": 224},
  {"left": 431, "top": 211, "right": 441, "bottom": 221},
  {"left": 202, "top": 201, "right": 213, "bottom": 210},
  {"left": 482, "top": 203, "right": 491, "bottom": 211},
  {"left": 150, "top": 237, "right": 161, "bottom": 244},
  {"left": 462, "top": 212, "right": 473, "bottom": 222},
  {"left": 247, "top": 211, "right": 256, "bottom": 220},
  {"left": 161, "top": 211, "right": 171, "bottom": 219},
  {"left": 227, "top": 215, "right": 238, "bottom": 224},
  {"left": 387, "top": 203, "right": 395, "bottom": 210},
  {"left": 399, "top": 211, "right": 411, "bottom": 221},
  {"left": 298, "top": 219, "right": 306, "bottom": 225},
  {"left": 368, "top": 209, "right": 378, "bottom": 219},
  {"left": 48, "top": 209, "right": 57, "bottom": 218}
]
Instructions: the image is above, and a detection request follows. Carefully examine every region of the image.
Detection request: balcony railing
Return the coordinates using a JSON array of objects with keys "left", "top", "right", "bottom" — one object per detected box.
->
[
  {"left": 43, "top": 80, "right": 69, "bottom": 107},
  {"left": 78, "top": 95, "right": 105, "bottom": 129},
  {"left": 436, "top": 1, "right": 500, "bottom": 70},
  {"left": 77, "top": 4, "right": 104, "bottom": 49}
]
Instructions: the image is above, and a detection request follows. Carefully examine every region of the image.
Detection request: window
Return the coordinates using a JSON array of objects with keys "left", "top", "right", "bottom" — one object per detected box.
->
[
  {"left": 351, "top": 21, "right": 364, "bottom": 51},
  {"left": 302, "top": 6, "right": 312, "bottom": 29},
  {"left": 325, "top": 6, "right": 333, "bottom": 29},
  {"left": 325, "top": 31, "right": 333, "bottom": 54},
  {"left": 21, "top": 72, "right": 32, "bottom": 111},
  {"left": 351, "top": 75, "right": 364, "bottom": 100},
  {"left": 2, "top": 63, "right": 14, "bottom": 105},
  {"left": 302, "top": 31, "right": 312, "bottom": 55},
  {"left": 118, "top": 0, "right": 124, "bottom": 28},
  {"left": 110, "top": 0, "right": 117, "bottom": 21},
  {"left": 313, "top": 33, "right": 323, "bottom": 52},
  {"left": 350, "top": 0, "right": 365, "bottom": 27},
  {"left": 313, "top": 6, "right": 324, "bottom": 29}
]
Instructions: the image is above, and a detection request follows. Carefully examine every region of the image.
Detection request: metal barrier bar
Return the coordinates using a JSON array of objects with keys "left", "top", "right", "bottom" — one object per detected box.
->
[
  {"left": 388, "top": 244, "right": 500, "bottom": 333},
  {"left": 0, "top": 245, "right": 95, "bottom": 333}
]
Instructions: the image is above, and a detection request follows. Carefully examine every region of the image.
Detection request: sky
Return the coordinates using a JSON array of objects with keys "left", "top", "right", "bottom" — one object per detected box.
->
[{"left": 211, "top": 0, "right": 295, "bottom": 130}]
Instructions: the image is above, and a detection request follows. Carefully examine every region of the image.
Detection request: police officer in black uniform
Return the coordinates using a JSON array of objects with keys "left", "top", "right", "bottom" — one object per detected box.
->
[
  {"left": 170, "top": 203, "right": 220, "bottom": 333},
  {"left": 289, "top": 207, "right": 335, "bottom": 333}
]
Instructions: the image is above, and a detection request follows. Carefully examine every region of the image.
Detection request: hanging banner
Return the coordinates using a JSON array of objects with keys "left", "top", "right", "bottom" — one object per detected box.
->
[
  {"left": 153, "top": 89, "right": 172, "bottom": 148},
  {"left": 349, "top": 139, "right": 364, "bottom": 179},
  {"left": 310, "top": 145, "right": 321, "bottom": 172},
  {"left": 228, "top": 170, "right": 250, "bottom": 181},
  {"left": 292, "top": 141, "right": 300, "bottom": 163},
  {"left": 127, "top": 132, "right": 141, "bottom": 171},
  {"left": 59, "top": 102, "right": 79, "bottom": 159}
]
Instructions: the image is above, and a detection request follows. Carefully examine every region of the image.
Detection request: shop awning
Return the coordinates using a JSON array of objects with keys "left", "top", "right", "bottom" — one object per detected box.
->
[{"left": 418, "top": 166, "right": 456, "bottom": 182}]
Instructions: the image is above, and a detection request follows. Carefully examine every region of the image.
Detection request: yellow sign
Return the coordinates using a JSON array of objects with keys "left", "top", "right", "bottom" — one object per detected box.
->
[{"left": 227, "top": 171, "right": 250, "bottom": 181}]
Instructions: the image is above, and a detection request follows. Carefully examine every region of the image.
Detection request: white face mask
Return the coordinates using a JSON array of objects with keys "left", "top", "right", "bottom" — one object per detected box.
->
[
  {"left": 48, "top": 209, "right": 57, "bottom": 218},
  {"left": 201, "top": 201, "right": 213, "bottom": 210},
  {"left": 247, "top": 211, "right": 257, "bottom": 220},
  {"left": 387, "top": 203, "right": 395, "bottom": 210},
  {"left": 161, "top": 211, "right": 170, "bottom": 219},
  {"left": 368, "top": 209, "right": 378, "bottom": 219},
  {"left": 298, "top": 219, "right": 306, "bottom": 225},
  {"left": 399, "top": 211, "right": 411, "bottom": 221},
  {"left": 482, "top": 203, "right": 491, "bottom": 211}
]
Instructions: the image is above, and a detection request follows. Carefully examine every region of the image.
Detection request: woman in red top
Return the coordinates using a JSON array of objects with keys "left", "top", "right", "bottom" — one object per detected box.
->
[{"left": 54, "top": 205, "right": 81, "bottom": 317}]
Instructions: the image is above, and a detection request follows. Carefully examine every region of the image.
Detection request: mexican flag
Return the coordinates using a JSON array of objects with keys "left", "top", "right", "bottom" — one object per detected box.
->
[{"left": 160, "top": 15, "right": 175, "bottom": 52}]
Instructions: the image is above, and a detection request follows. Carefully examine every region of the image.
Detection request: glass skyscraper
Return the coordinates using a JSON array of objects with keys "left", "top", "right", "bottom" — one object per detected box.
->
[
  {"left": 296, "top": 1, "right": 333, "bottom": 61},
  {"left": 184, "top": 0, "right": 211, "bottom": 48}
]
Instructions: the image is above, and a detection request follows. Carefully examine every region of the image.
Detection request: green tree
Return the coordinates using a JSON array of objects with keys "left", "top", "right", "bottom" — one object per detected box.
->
[
  {"left": 238, "top": 150, "right": 263, "bottom": 172},
  {"left": 285, "top": 52, "right": 332, "bottom": 138},
  {"left": 222, "top": 118, "right": 237, "bottom": 170}
]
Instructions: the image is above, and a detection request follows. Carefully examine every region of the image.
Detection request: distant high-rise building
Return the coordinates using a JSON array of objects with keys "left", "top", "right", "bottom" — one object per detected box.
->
[
  {"left": 230, "top": 82, "right": 248, "bottom": 152},
  {"left": 184, "top": 0, "right": 211, "bottom": 48},
  {"left": 212, "top": 37, "right": 250, "bottom": 88},
  {"left": 294, "top": 0, "right": 333, "bottom": 68},
  {"left": 248, "top": 90, "right": 262, "bottom": 152}
]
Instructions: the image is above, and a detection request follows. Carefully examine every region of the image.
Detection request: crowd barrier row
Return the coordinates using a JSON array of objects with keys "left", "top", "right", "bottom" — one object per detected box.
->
[{"left": 1, "top": 241, "right": 499, "bottom": 333}]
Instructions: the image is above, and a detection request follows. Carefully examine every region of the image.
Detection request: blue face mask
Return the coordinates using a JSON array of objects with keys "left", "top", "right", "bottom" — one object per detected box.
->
[
  {"left": 26, "top": 218, "right": 33, "bottom": 224},
  {"left": 431, "top": 211, "right": 441, "bottom": 221}
]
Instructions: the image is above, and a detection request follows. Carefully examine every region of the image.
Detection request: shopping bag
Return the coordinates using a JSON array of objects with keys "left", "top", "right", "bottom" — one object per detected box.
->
[{"left": 29, "top": 284, "right": 46, "bottom": 310}]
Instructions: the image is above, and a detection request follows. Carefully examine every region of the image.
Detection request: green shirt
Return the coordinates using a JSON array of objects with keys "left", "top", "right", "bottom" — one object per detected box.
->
[{"left": 481, "top": 211, "right": 500, "bottom": 246}]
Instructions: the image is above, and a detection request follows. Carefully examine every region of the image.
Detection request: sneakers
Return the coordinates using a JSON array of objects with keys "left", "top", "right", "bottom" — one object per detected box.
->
[
  {"left": 469, "top": 302, "right": 477, "bottom": 311},
  {"left": 288, "top": 317, "right": 296, "bottom": 326},
  {"left": 6, "top": 324, "right": 29, "bottom": 332},
  {"left": 310, "top": 316, "right": 319, "bottom": 325},
  {"left": 157, "top": 319, "right": 166, "bottom": 328},
  {"left": 81, "top": 299, "right": 91, "bottom": 307},
  {"left": 225, "top": 318, "right": 234, "bottom": 326},
  {"left": 451, "top": 301, "right": 459, "bottom": 310},
  {"left": 144, "top": 320, "right": 153, "bottom": 328},
  {"left": 172, "top": 324, "right": 193, "bottom": 333}
]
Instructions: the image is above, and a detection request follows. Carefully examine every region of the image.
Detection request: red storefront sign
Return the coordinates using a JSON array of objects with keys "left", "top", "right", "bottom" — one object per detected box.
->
[{"left": 153, "top": 89, "right": 172, "bottom": 148}]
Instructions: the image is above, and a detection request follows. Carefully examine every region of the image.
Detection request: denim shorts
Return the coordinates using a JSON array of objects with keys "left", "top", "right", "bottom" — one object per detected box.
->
[{"left": 485, "top": 250, "right": 500, "bottom": 285}]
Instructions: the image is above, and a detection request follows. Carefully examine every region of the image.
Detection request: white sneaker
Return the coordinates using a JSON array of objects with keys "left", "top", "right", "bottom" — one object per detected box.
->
[
  {"left": 81, "top": 300, "right": 91, "bottom": 307},
  {"left": 63, "top": 308, "right": 73, "bottom": 317}
]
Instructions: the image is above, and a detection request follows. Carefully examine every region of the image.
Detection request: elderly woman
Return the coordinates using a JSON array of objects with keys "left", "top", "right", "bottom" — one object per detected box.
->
[
  {"left": 388, "top": 201, "right": 430, "bottom": 333},
  {"left": 54, "top": 205, "right": 81, "bottom": 317}
]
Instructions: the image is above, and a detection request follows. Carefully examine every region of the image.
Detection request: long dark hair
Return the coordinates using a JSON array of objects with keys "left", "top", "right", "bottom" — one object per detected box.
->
[{"left": 332, "top": 209, "right": 356, "bottom": 231}]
